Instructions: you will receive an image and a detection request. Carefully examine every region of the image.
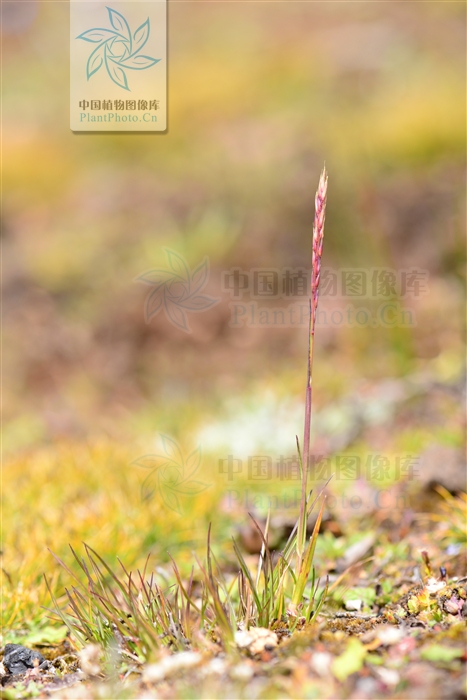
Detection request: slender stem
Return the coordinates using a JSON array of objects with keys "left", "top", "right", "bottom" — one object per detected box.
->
[
  {"left": 298, "top": 304, "right": 312, "bottom": 559},
  {"left": 297, "top": 167, "right": 328, "bottom": 563}
]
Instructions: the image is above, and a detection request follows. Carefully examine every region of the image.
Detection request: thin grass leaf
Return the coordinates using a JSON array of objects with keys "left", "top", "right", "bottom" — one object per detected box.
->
[
  {"left": 231, "top": 538, "right": 262, "bottom": 616},
  {"left": 292, "top": 497, "right": 326, "bottom": 607},
  {"left": 308, "top": 575, "right": 329, "bottom": 623}
]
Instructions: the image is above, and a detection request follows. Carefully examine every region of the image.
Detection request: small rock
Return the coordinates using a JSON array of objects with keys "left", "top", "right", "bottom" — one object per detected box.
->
[
  {"left": 375, "top": 667, "right": 400, "bottom": 687},
  {"left": 425, "top": 578, "right": 447, "bottom": 596},
  {"left": 238, "top": 525, "right": 265, "bottom": 555},
  {"left": 78, "top": 644, "right": 102, "bottom": 678},
  {"left": 3, "top": 644, "right": 46, "bottom": 675},
  {"left": 418, "top": 445, "right": 466, "bottom": 493},
  {"left": 345, "top": 599, "right": 362, "bottom": 612},
  {"left": 310, "top": 651, "right": 332, "bottom": 677},
  {"left": 375, "top": 625, "right": 405, "bottom": 646},
  {"left": 354, "top": 676, "right": 380, "bottom": 697},
  {"left": 143, "top": 652, "right": 203, "bottom": 683},
  {"left": 234, "top": 627, "right": 278, "bottom": 655},
  {"left": 230, "top": 662, "right": 254, "bottom": 681},
  {"left": 444, "top": 597, "right": 462, "bottom": 615},
  {"left": 202, "top": 658, "right": 227, "bottom": 676}
]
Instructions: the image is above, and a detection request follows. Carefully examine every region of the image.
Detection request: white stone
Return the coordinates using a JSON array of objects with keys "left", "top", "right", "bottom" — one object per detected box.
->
[
  {"left": 234, "top": 627, "right": 278, "bottom": 654},
  {"left": 375, "top": 667, "right": 400, "bottom": 687},
  {"left": 310, "top": 652, "right": 332, "bottom": 677},
  {"left": 376, "top": 625, "right": 405, "bottom": 646},
  {"left": 230, "top": 663, "right": 255, "bottom": 681},
  {"left": 142, "top": 652, "right": 202, "bottom": 682},
  {"left": 425, "top": 578, "right": 447, "bottom": 596}
]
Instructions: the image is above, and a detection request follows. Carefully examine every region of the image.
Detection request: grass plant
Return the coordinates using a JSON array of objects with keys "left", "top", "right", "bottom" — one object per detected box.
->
[{"left": 48, "top": 169, "right": 330, "bottom": 659}]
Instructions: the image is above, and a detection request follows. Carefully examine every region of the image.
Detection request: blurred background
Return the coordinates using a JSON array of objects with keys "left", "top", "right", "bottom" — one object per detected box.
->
[{"left": 2, "top": 1, "right": 465, "bottom": 604}]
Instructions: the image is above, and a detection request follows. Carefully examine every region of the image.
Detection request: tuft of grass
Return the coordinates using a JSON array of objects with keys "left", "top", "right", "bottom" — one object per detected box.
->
[
  {"left": 47, "top": 503, "right": 331, "bottom": 660},
  {"left": 48, "top": 169, "right": 330, "bottom": 658}
]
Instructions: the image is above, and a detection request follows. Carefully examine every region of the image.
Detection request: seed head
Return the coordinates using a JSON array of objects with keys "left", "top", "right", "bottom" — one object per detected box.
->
[{"left": 311, "top": 166, "right": 328, "bottom": 334}]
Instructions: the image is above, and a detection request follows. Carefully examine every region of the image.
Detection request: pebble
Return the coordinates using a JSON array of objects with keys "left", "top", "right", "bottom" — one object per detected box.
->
[
  {"left": 78, "top": 644, "right": 102, "bottom": 677},
  {"left": 375, "top": 667, "right": 400, "bottom": 687},
  {"left": 376, "top": 625, "right": 405, "bottom": 646},
  {"left": 142, "top": 652, "right": 202, "bottom": 682},
  {"left": 230, "top": 663, "right": 255, "bottom": 681},
  {"left": 310, "top": 651, "right": 332, "bottom": 677},
  {"left": 199, "top": 658, "right": 227, "bottom": 677},
  {"left": 418, "top": 445, "right": 465, "bottom": 493},
  {"left": 234, "top": 628, "right": 278, "bottom": 655},
  {"left": 444, "top": 597, "right": 462, "bottom": 615},
  {"left": 425, "top": 578, "right": 447, "bottom": 596},
  {"left": 3, "top": 644, "right": 46, "bottom": 675}
]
